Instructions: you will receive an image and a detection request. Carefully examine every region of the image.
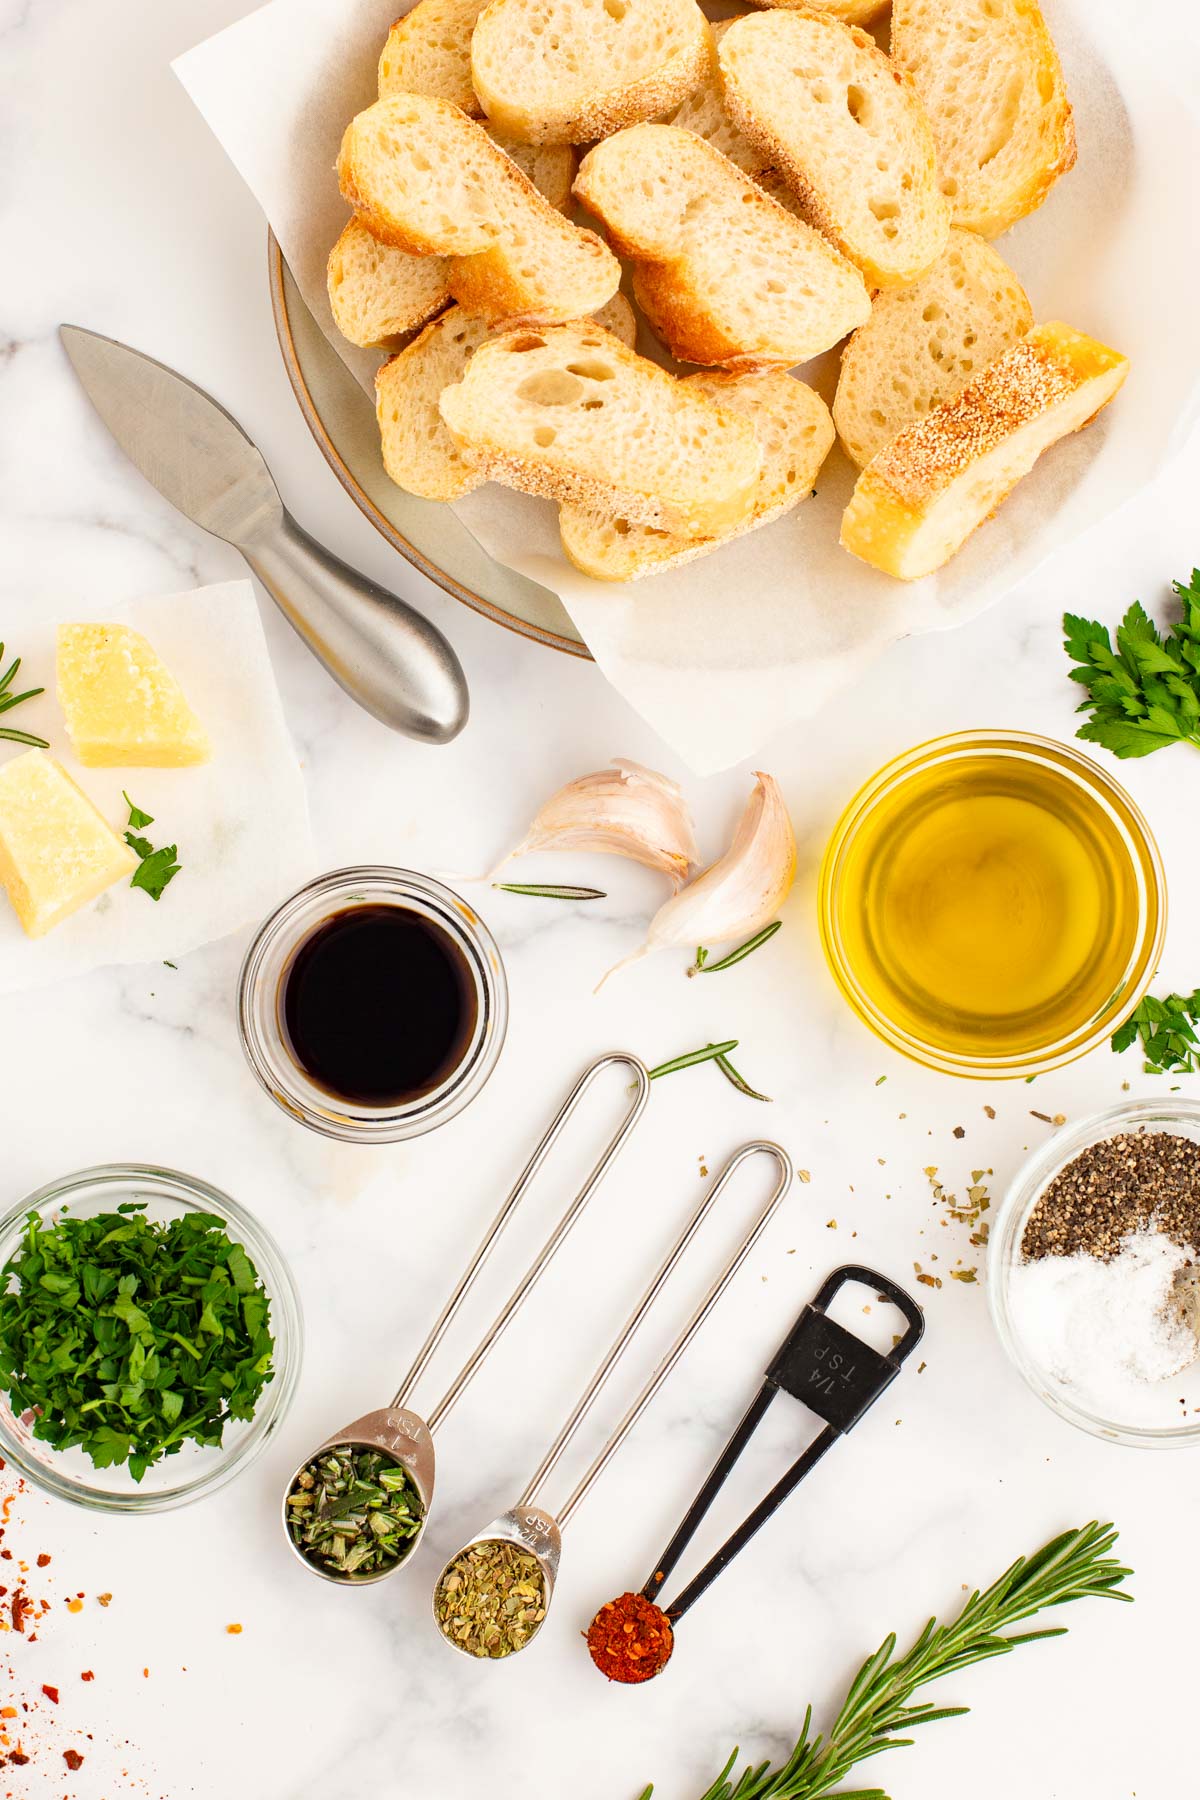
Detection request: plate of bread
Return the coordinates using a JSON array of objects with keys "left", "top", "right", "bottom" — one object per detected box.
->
[{"left": 180, "top": 0, "right": 1200, "bottom": 763}]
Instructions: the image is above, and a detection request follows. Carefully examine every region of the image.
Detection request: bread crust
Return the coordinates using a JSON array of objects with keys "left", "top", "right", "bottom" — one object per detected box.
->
[{"left": 377, "top": 0, "right": 486, "bottom": 114}]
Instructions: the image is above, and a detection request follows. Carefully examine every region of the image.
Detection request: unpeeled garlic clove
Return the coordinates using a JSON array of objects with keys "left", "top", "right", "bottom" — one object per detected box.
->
[
  {"left": 596, "top": 772, "right": 795, "bottom": 989},
  {"left": 487, "top": 758, "right": 698, "bottom": 887}
]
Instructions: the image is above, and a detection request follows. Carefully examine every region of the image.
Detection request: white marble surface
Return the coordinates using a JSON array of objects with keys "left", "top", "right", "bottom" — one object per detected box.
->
[{"left": 3, "top": 2, "right": 1200, "bottom": 1795}]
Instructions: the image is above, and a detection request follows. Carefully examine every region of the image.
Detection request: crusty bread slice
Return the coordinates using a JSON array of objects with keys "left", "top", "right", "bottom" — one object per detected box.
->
[
  {"left": 337, "top": 95, "right": 619, "bottom": 326},
  {"left": 664, "top": 18, "right": 765, "bottom": 176},
  {"left": 328, "top": 217, "right": 452, "bottom": 350},
  {"left": 574, "top": 125, "right": 870, "bottom": 368},
  {"left": 471, "top": 0, "right": 713, "bottom": 145},
  {"left": 560, "top": 368, "right": 833, "bottom": 580},
  {"left": 497, "top": 135, "right": 576, "bottom": 213},
  {"left": 834, "top": 229, "right": 1034, "bottom": 467},
  {"left": 438, "top": 323, "right": 764, "bottom": 537},
  {"left": 840, "top": 322, "right": 1128, "bottom": 580},
  {"left": 718, "top": 11, "right": 951, "bottom": 289},
  {"left": 375, "top": 294, "right": 636, "bottom": 501},
  {"left": 890, "top": 0, "right": 1076, "bottom": 238},
  {"left": 744, "top": 0, "right": 890, "bottom": 27},
  {"left": 378, "top": 0, "right": 487, "bottom": 113}
]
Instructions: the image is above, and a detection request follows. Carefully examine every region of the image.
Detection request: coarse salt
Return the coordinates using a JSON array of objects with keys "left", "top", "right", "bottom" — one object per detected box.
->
[{"left": 1009, "top": 1228, "right": 1200, "bottom": 1424}]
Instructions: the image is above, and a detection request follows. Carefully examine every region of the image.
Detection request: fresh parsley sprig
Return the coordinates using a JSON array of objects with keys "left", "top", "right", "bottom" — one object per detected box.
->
[
  {"left": 1064, "top": 571, "right": 1200, "bottom": 758},
  {"left": 641, "top": 1522, "right": 1131, "bottom": 1800},
  {"left": 123, "top": 792, "right": 182, "bottom": 902},
  {"left": 0, "top": 642, "right": 48, "bottom": 748},
  {"left": 1112, "top": 990, "right": 1200, "bottom": 1074}
]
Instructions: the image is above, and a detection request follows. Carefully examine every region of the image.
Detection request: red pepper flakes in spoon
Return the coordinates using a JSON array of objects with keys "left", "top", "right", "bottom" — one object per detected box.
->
[{"left": 585, "top": 1592, "right": 674, "bottom": 1683}]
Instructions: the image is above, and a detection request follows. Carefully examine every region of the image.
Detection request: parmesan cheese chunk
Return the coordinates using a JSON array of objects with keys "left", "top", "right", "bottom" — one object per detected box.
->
[
  {"left": 57, "top": 624, "right": 210, "bottom": 767},
  {"left": 0, "top": 750, "right": 137, "bottom": 937}
]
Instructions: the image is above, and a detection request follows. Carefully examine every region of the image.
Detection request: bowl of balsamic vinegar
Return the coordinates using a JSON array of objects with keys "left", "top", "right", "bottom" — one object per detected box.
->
[{"left": 237, "top": 869, "right": 508, "bottom": 1142}]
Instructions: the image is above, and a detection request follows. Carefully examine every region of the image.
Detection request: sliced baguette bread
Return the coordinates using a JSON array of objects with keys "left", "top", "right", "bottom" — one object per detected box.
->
[
  {"left": 328, "top": 217, "right": 452, "bottom": 350},
  {"left": 718, "top": 11, "right": 951, "bottom": 289},
  {"left": 834, "top": 228, "right": 1034, "bottom": 467},
  {"left": 470, "top": 0, "right": 713, "bottom": 146},
  {"left": 337, "top": 95, "right": 619, "bottom": 326},
  {"left": 438, "top": 323, "right": 764, "bottom": 536},
  {"left": 574, "top": 125, "right": 870, "bottom": 368},
  {"left": 840, "top": 321, "right": 1128, "bottom": 580},
  {"left": 560, "top": 368, "right": 833, "bottom": 580},
  {"left": 375, "top": 293, "right": 636, "bottom": 501},
  {"left": 744, "top": 0, "right": 890, "bottom": 27},
  {"left": 663, "top": 16, "right": 770, "bottom": 178},
  {"left": 890, "top": 0, "right": 1076, "bottom": 238},
  {"left": 378, "top": 0, "right": 487, "bottom": 113}
]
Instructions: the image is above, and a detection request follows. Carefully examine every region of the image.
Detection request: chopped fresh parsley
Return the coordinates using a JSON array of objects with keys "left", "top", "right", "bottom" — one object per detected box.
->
[
  {"left": 123, "top": 794, "right": 181, "bottom": 902},
  {"left": 1064, "top": 571, "right": 1200, "bottom": 759},
  {"left": 1112, "top": 991, "right": 1200, "bottom": 1074},
  {"left": 0, "top": 1206, "right": 275, "bottom": 1483}
]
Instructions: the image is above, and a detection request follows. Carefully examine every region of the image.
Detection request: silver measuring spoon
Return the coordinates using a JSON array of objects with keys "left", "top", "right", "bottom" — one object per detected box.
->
[
  {"left": 281, "top": 1053, "right": 650, "bottom": 1585},
  {"left": 432, "top": 1141, "right": 793, "bottom": 1656}
]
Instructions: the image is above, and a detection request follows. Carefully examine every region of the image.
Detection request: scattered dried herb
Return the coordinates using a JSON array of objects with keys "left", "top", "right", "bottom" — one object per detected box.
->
[
  {"left": 285, "top": 1446, "right": 423, "bottom": 1580},
  {"left": 1022, "top": 1131, "right": 1200, "bottom": 1260},
  {"left": 642, "top": 1522, "right": 1131, "bottom": 1799},
  {"left": 1064, "top": 573, "right": 1200, "bottom": 759},
  {"left": 0, "top": 644, "right": 47, "bottom": 748},
  {"left": 1112, "top": 990, "right": 1200, "bottom": 1074},
  {"left": 688, "top": 921, "right": 782, "bottom": 978},
  {"left": 0, "top": 1205, "right": 274, "bottom": 1481},
  {"left": 434, "top": 1540, "right": 547, "bottom": 1657}
]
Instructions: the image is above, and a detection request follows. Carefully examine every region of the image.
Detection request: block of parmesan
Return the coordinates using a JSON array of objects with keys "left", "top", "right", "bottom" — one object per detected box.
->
[
  {"left": 57, "top": 625, "right": 210, "bottom": 767},
  {"left": 0, "top": 751, "right": 137, "bottom": 937}
]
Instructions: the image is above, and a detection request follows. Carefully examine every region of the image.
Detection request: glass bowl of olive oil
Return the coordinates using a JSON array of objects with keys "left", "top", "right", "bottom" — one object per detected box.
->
[{"left": 819, "top": 732, "right": 1165, "bottom": 1079}]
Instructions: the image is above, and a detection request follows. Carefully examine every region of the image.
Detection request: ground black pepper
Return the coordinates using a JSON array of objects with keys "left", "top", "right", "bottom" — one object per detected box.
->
[{"left": 1022, "top": 1131, "right": 1200, "bottom": 1260}]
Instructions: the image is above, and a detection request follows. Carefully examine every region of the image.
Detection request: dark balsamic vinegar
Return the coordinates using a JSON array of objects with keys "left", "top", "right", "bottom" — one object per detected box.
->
[{"left": 280, "top": 904, "right": 477, "bottom": 1106}]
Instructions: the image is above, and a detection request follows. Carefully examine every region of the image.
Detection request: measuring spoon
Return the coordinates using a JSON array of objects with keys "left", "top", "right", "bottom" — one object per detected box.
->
[
  {"left": 282, "top": 1052, "right": 650, "bottom": 1584},
  {"left": 432, "top": 1141, "right": 793, "bottom": 1656}
]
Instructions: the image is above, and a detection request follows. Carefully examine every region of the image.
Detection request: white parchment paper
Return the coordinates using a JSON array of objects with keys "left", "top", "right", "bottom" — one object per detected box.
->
[
  {"left": 175, "top": 1, "right": 1200, "bottom": 773},
  {"left": 0, "top": 582, "right": 314, "bottom": 992}
]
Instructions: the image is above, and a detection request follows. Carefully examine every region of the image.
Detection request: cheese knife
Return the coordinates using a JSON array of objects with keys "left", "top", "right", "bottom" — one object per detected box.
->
[{"left": 59, "top": 325, "right": 469, "bottom": 745}]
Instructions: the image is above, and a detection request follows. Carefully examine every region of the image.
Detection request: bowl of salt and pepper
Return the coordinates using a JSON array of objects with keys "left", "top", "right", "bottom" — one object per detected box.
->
[{"left": 250, "top": 866, "right": 925, "bottom": 1670}]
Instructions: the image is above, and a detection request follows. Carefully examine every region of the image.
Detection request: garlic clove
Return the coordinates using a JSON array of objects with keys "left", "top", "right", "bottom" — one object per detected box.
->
[
  {"left": 596, "top": 772, "right": 795, "bottom": 990},
  {"left": 487, "top": 758, "right": 698, "bottom": 887}
]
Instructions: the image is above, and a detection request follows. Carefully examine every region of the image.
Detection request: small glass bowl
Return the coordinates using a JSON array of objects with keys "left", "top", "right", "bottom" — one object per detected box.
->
[
  {"left": 818, "top": 731, "right": 1166, "bottom": 1080},
  {"left": 0, "top": 1164, "right": 303, "bottom": 1510},
  {"left": 237, "top": 867, "right": 508, "bottom": 1143},
  {"left": 988, "top": 1098, "right": 1200, "bottom": 1448}
]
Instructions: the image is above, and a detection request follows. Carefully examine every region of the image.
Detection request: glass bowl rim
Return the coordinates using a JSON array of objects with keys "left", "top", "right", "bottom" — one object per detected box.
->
[
  {"left": 236, "top": 865, "right": 509, "bottom": 1144},
  {"left": 0, "top": 1162, "right": 304, "bottom": 1511},
  {"left": 817, "top": 728, "right": 1167, "bottom": 1080},
  {"left": 987, "top": 1096, "right": 1200, "bottom": 1448}
]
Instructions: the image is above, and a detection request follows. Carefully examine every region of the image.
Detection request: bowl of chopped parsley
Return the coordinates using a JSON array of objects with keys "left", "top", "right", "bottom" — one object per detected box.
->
[{"left": 0, "top": 1164, "right": 302, "bottom": 1511}]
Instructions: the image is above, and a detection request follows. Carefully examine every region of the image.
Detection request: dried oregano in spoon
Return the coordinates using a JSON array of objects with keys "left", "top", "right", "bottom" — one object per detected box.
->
[
  {"left": 286, "top": 1446, "right": 424, "bottom": 1579},
  {"left": 434, "top": 1540, "right": 548, "bottom": 1657}
]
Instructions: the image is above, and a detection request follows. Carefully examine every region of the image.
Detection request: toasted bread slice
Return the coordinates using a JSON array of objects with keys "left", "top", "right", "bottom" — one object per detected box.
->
[
  {"left": 560, "top": 368, "right": 833, "bottom": 580},
  {"left": 744, "top": 0, "right": 890, "bottom": 26},
  {"left": 719, "top": 11, "right": 950, "bottom": 289},
  {"left": 438, "top": 323, "right": 763, "bottom": 536},
  {"left": 890, "top": 0, "right": 1076, "bottom": 237},
  {"left": 497, "top": 135, "right": 576, "bottom": 213},
  {"left": 328, "top": 217, "right": 452, "bottom": 350},
  {"left": 471, "top": 0, "right": 713, "bottom": 146},
  {"left": 834, "top": 229, "right": 1033, "bottom": 467},
  {"left": 664, "top": 18, "right": 766, "bottom": 176},
  {"left": 574, "top": 125, "right": 870, "bottom": 368},
  {"left": 375, "top": 294, "right": 636, "bottom": 501},
  {"left": 337, "top": 95, "right": 619, "bottom": 326},
  {"left": 378, "top": 0, "right": 487, "bottom": 113},
  {"left": 840, "top": 322, "right": 1128, "bottom": 580}
]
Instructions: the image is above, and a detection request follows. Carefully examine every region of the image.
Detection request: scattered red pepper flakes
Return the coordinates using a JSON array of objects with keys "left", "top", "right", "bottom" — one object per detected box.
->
[
  {"left": 35, "top": 1553, "right": 50, "bottom": 1568},
  {"left": 0, "top": 1707, "right": 16, "bottom": 1719},
  {"left": 41, "top": 1685, "right": 59, "bottom": 1704},
  {"left": 63, "top": 1748, "right": 85, "bottom": 1770},
  {"left": 142, "top": 1667, "right": 149, "bottom": 1678},
  {"left": 225, "top": 1623, "right": 243, "bottom": 1635},
  {"left": 66, "top": 1598, "right": 84, "bottom": 1613},
  {"left": 97, "top": 1593, "right": 112, "bottom": 1608},
  {"left": 80, "top": 1671, "right": 94, "bottom": 1682}
]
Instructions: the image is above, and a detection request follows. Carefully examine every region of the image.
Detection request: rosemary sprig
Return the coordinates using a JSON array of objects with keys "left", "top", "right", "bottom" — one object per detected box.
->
[
  {"left": 689, "top": 922, "right": 782, "bottom": 978},
  {"left": 0, "top": 643, "right": 48, "bottom": 748},
  {"left": 492, "top": 882, "right": 606, "bottom": 900},
  {"left": 648, "top": 1040, "right": 771, "bottom": 1102},
  {"left": 646, "top": 1522, "right": 1130, "bottom": 1800}
]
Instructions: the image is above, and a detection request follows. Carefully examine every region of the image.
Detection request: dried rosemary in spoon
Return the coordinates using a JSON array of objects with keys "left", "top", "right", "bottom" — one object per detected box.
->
[{"left": 285, "top": 1446, "right": 424, "bottom": 1579}]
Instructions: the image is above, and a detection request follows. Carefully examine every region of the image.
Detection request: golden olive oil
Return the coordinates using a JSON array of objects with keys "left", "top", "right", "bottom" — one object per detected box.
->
[{"left": 823, "top": 740, "right": 1162, "bottom": 1068}]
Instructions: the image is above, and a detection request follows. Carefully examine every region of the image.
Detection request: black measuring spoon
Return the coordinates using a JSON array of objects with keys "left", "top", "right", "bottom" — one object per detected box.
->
[{"left": 588, "top": 1265, "right": 924, "bottom": 1682}]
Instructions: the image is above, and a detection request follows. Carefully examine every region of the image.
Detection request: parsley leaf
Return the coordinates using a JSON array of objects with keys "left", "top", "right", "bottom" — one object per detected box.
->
[
  {"left": 1063, "top": 572, "right": 1200, "bottom": 759},
  {"left": 123, "top": 795, "right": 182, "bottom": 902},
  {"left": 0, "top": 1208, "right": 276, "bottom": 1481},
  {"left": 1112, "top": 990, "right": 1200, "bottom": 1074}
]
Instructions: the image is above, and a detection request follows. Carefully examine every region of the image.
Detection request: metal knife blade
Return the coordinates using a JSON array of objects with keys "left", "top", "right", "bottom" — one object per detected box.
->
[{"left": 60, "top": 325, "right": 281, "bottom": 544}]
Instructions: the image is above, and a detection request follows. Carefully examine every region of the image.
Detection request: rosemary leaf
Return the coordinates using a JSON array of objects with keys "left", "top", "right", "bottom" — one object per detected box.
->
[
  {"left": 648, "top": 1041, "right": 738, "bottom": 1081},
  {"left": 0, "top": 643, "right": 47, "bottom": 746},
  {"left": 690, "top": 921, "right": 782, "bottom": 977},
  {"left": 493, "top": 882, "right": 606, "bottom": 900},
  {"left": 0, "top": 726, "right": 50, "bottom": 748},
  {"left": 715, "top": 1050, "right": 772, "bottom": 1103}
]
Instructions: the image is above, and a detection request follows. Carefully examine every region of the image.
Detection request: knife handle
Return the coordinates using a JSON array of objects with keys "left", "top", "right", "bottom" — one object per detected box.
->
[{"left": 241, "top": 510, "right": 469, "bottom": 744}]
